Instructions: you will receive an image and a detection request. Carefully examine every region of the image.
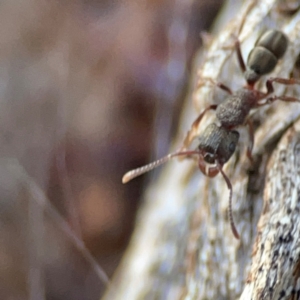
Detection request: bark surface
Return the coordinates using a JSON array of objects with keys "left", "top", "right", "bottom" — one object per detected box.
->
[{"left": 104, "top": 0, "right": 300, "bottom": 299}]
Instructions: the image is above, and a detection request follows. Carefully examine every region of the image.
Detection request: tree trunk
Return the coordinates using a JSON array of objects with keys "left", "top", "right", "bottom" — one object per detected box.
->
[{"left": 104, "top": 1, "right": 300, "bottom": 299}]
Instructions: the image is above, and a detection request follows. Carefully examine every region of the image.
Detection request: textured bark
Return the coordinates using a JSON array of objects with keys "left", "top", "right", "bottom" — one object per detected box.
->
[
  {"left": 241, "top": 122, "right": 300, "bottom": 299},
  {"left": 104, "top": 0, "right": 300, "bottom": 299}
]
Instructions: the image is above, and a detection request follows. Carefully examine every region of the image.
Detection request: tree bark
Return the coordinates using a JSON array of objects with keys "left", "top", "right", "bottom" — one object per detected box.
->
[{"left": 104, "top": 0, "right": 300, "bottom": 299}]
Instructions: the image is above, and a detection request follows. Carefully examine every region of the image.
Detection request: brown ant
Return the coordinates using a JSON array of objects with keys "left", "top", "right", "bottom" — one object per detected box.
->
[{"left": 122, "top": 29, "right": 300, "bottom": 239}]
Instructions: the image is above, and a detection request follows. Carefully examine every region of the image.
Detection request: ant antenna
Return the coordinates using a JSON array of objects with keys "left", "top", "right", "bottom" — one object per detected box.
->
[
  {"left": 217, "top": 163, "right": 240, "bottom": 239},
  {"left": 122, "top": 150, "right": 201, "bottom": 184}
]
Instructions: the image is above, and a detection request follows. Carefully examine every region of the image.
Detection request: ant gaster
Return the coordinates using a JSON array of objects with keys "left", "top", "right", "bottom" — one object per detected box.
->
[{"left": 122, "top": 29, "right": 300, "bottom": 239}]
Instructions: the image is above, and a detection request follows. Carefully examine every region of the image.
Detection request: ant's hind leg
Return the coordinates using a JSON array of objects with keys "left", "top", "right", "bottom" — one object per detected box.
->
[
  {"left": 256, "top": 77, "right": 300, "bottom": 104},
  {"left": 245, "top": 119, "right": 254, "bottom": 164},
  {"left": 234, "top": 38, "right": 246, "bottom": 74},
  {"left": 265, "top": 94, "right": 300, "bottom": 104},
  {"left": 182, "top": 105, "right": 217, "bottom": 149},
  {"left": 265, "top": 77, "right": 300, "bottom": 96},
  {"left": 198, "top": 77, "right": 233, "bottom": 95}
]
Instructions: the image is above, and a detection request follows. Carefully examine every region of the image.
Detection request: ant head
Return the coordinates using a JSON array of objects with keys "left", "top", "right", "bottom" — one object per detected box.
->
[
  {"left": 198, "top": 123, "right": 239, "bottom": 165},
  {"left": 122, "top": 122, "right": 240, "bottom": 239}
]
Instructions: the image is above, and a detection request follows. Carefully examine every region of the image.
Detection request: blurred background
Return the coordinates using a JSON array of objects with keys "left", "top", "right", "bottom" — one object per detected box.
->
[{"left": 0, "top": 0, "right": 224, "bottom": 299}]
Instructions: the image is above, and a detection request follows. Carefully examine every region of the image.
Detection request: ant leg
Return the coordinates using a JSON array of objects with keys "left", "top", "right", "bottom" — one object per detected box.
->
[
  {"left": 215, "top": 82, "right": 233, "bottom": 95},
  {"left": 265, "top": 94, "right": 300, "bottom": 104},
  {"left": 263, "top": 77, "right": 300, "bottom": 98},
  {"left": 198, "top": 77, "right": 233, "bottom": 95},
  {"left": 198, "top": 157, "right": 219, "bottom": 178},
  {"left": 234, "top": 39, "right": 246, "bottom": 73},
  {"left": 217, "top": 162, "right": 240, "bottom": 239},
  {"left": 269, "top": 77, "right": 300, "bottom": 86},
  {"left": 256, "top": 77, "right": 300, "bottom": 103},
  {"left": 245, "top": 119, "right": 254, "bottom": 164},
  {"left": 182, "top": 105, "right": 217, "bottom": 149}
]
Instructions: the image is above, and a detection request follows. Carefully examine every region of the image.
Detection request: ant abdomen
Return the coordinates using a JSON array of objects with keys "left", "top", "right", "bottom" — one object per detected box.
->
[
  {"left": 245, "top": 30, "right": 288, "bottom": 83},
  {"left": 255, "top": 29, "right": 288, "bottom": 59}
]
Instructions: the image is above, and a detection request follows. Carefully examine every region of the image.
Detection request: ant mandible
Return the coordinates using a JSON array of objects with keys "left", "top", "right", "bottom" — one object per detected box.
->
[{"left": 122, "top": 29, "right": 300, "bottom": 239}]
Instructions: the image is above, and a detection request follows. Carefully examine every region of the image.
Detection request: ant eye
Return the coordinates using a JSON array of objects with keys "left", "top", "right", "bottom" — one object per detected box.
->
[{"left": 229, "top": 142, "right": 236, "bottom": 152}]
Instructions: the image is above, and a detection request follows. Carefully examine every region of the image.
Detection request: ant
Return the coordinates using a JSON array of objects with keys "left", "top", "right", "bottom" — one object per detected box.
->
[{"left": 122, "top": 29, "right": 300, "bottom": 239}]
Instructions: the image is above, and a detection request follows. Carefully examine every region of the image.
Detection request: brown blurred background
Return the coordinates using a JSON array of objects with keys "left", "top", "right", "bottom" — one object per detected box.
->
[{"left": 0, "top": 0, "right": 224, "bottom": 299}]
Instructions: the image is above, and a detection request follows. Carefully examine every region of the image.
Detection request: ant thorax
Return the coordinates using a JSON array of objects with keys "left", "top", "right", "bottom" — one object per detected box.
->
[{"left": 216, "top": 88, "right": 257, "bottom": 128}]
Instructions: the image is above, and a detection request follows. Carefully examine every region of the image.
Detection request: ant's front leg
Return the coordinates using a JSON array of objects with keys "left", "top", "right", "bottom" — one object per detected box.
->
[
  {"left": 198, "top": 155, "right": 239, "bottom": 239},
  {"left": 217, "top": 162, "right": 239, "bottom": 239},
  {"left": 182, "top": 105, "right": 217, "bottom": 149}
]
